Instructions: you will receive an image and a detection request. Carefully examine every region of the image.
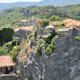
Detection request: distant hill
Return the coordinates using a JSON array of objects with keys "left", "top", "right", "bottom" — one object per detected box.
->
[
  {"left": 0, "top": 0, "right": 80, "bottom": 11},
  {"left": 0, "top": 5, "right": 80, "bottom": 26}
]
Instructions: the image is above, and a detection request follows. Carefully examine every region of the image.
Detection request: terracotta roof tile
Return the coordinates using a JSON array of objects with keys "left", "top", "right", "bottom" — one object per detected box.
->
[
  {"left": 14, "top": 26, "right": 33, "bottom": 32},
  {"left": 0, "top": 56, "right": 15, "bottom": 68}
]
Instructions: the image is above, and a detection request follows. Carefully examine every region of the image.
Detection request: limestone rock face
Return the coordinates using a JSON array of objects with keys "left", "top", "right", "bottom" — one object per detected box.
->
[
  {"left": 17, "top": 28, "right": 80, "bottom": 80},
  {"left": 13, "top": 29, "right": 32, "bottom": 43},
  {"left": 0, "top": 75, "right": 18, "bottom": 80}
]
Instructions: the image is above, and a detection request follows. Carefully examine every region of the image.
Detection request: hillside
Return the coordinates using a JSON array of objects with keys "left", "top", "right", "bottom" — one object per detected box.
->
[
  {"left": 0, "top": 0, "right": 80, "bottom": 11},
  {"left": 0, "top": 5, "right": 80, "bottom": 27}
]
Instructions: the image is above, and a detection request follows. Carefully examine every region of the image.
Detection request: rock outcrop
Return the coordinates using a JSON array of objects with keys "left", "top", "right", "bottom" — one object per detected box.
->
[
  {"left": 16, "top": 27, "right": 80, "bottom": 80},
  {"left": 13, "top": 26, "right": 33, "bottom": 43},
  {"left": 0, "top": 74, "right": 18, "bottom": 80}
]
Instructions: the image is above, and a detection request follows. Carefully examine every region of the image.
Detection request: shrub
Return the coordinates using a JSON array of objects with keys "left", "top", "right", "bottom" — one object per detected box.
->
[
  {"left": 28, "top": 74, "right": 33, "bottom": 80},
  {"left": 28, "top": 33, "right": 33, "bottom": 39},
  {"left": 46, "top": 44, "right": 56, "bottom": 55},
  {"left": 41, "top": 19, "right": 50, "bottom": 27},
  {"left": 12, "top": 40, "right": 20, "bottom": 46},
  {"left": 0, "top": 39, "right": 21, "bottom": 55},
  {"left": 48, "top": 44, "right": 56, "bottom": 52},
  {"left": 0, "top": 41, "right": 13, "bottom": 55},
  {"left": 46, "top": 47, "right": 51, "bottom": 55},
  {"left": 36, "top": 40, "right": 42, "bottom": 56},
  {"left": 44, "top": 29, "right": 56, "bottom": 48},
  {"left": 34, "top": 28, "right": 38, "bottom": 38},
  {"left": 74, "top": 36, "right": 80, "bottom": 41},
  {"left": 11, "top": 46, "right": 20, "bottom": 61},
  {"left": 61, "top": 23, "right": 65, "bottom": 26},
  {"left": 45, "top": 30, "right": 56, "bottom": 55},
  {"left": 54, "top": 25, "right": 65, "bottom": 32},
  {"left": 50, "top": 15, "right": 60, "bottom": 21}
]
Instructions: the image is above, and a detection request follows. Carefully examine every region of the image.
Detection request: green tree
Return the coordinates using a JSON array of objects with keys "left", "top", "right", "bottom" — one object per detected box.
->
[
  {"left": 0, "top": 28, "right": 14, "bottom": 45},
  {"left": 50, "top": 15, "right": 60, "bottom": 21},
  {"left": 36, "top": 40, "right": 42, "bottom": 56},
  {"left": 11, "top": 46, "right": 20, "bottom": 61},
  {"left": 41, "top": 19, "right": 50, "bottom": 27}
]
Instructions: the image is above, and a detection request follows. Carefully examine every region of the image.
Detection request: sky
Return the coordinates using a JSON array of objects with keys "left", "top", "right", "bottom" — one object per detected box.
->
[{"left": 0, "top": 0, "right": 42, "bottom": 3}]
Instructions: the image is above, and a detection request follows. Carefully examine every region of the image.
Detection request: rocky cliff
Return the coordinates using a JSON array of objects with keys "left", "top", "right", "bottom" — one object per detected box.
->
[
  {"left": 0, "top": 74, "right": 18, "bottom": 80},
  {"left": 13, "top": 26, "right": 33, "bottom": 43},
  {"left": 16, "top": 27, "right": 80, "bottom": 80}
]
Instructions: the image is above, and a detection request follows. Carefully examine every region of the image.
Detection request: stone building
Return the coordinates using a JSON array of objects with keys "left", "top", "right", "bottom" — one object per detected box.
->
[
  {"left": 19, "top": 20, "right": 28, "bottom": 25},
  {"left": 13, "top": 26, "right": 33, "bottom": 43}
]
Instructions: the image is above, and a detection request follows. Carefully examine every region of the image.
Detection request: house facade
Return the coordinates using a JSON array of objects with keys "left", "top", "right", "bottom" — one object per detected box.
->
[{"left": 0, "top": 56, "right": 15, "bottom": 74}]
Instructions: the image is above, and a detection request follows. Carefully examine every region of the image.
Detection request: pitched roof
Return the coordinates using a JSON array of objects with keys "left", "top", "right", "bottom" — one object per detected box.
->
[
  {"left": 0, "top": 56, "right": 15, "bottom": 68},
  {"left": 14, "top": 26, "right": 33, "bottom": 32}
]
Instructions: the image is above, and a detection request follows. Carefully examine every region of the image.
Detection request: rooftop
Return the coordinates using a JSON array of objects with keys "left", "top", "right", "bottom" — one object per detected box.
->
[
  {"left": 0, "top": 56, "right": 15, "bottom": 68},
  {"left": 20, "top": 20, "right": 27, "bottom": 23},
  {"left": 14, "top": 26, "right": 33, "bottom": 32}
]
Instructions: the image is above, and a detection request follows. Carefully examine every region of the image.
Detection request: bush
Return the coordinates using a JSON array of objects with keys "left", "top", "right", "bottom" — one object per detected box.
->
[
  {"left": 28, "top": 33, "right": 33, "bottom": 39},
  {"left": 0, "top": 40, "right": 20, "bottom": 56},
  {"left": 11, "top": 46, "right": 20, "bottom": 61},
  {"left": 34, "top": 28, "right": 38, "bottom": 38},
  {"left": 0, "top": 42, "right": 13, "bottom": 55},
  {"left": 46, "top": 44, "right": 56, "bottom": 55},
  {"left": 12, "top": 40, "right": 20, "bottom": 46},
  {"left": 44, "top": 29, "right": 56, "bottom": 48},
  {"left": 36, "top": 40, "right": 42, "bottom": 56},
  {"left": 74, "top": 36, "right": 80, "bottom": 41},
  {"left": 45, "top": 30, "right": 57, "bottom": 55},
  {"left": 28, "top": 74, "right": 33, "bottom": 80},
  {"left": 41, "top": 19, "right": 50, "bottom": 27},
  {"left": 46, "top": 47, "right": 51, "bottom": 55},
  {"left": 61, "top": 23, "right": 65, "bottom": 26},
  {"left": 50, "top": 15, "right": 60, "bottom": 21},
  {"left": 48, "top": 44, "right": 56, "bottom": 52}
]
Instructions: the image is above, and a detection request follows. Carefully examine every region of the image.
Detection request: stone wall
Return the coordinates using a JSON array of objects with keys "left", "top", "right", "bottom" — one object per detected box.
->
[
  {"left": 13, "top": 29, "right": 31, "bottom": 43},
  {"left": 0, "top": 74, "right": 18, "bottom": 80},
  {"left": 17, "top": 28, "right": 80, "bottom": 80}
]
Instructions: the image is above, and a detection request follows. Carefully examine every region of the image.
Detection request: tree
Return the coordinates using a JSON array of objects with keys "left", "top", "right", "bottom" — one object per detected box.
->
[
  {"left": 11, "top": 46, "right": 20, "bottom": 61},
  {"left": 36, "top": 40, "right": 42, "bottom": 56},
  {"left": 41, "top": 19, "right": 50, "bottom": 27},
  {"left": 50, "top": 15, "right": 60, "bottom": 21},
  {"left": 0, "top": 28, "right": 14, "bottom": 45}
]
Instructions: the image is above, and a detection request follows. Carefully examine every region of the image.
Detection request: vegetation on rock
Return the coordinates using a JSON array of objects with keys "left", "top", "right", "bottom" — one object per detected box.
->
[
  {"left": 41, "top": 19, "right": 50, "bottom": 27},
  {"left": 0, "top": 40, "right": 19, "bottom": 55},
  {"left": 50, "top": 15, "right": 60, "bottom": 21},
  {"left": 36, "top": 40, "right": 42, "bottom": 56},
  {"left": 74, "top": 36, "right": 80, "bottom": 41}
]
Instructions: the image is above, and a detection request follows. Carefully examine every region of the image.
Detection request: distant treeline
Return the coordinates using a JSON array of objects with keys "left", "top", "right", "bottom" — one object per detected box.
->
[{"left": 0, "top": 5, "right": 80, "bottom": 26}]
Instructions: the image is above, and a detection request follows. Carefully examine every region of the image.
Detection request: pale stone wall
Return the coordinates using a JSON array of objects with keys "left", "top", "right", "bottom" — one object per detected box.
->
[
  {"left": 0, "top": 74, "right": 18, "bottom": 80},
  {"left": 13, "top": 29, "right": 31, "bottom": 43}
]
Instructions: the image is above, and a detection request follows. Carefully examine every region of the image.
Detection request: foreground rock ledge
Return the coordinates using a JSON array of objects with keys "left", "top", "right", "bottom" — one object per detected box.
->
[{"left": 16, "top": 27, "right": 80, "bottom": 80}]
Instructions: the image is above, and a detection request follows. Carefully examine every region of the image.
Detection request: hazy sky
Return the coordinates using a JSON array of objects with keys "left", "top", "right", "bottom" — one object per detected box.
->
[{"left": 0, "top": 0, "right": 42, "bottom": 3}]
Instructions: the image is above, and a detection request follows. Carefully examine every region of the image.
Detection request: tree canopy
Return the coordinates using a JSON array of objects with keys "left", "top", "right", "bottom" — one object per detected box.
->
[{"left": 0, "top": 28, "right": 14, "bottom": 45}]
